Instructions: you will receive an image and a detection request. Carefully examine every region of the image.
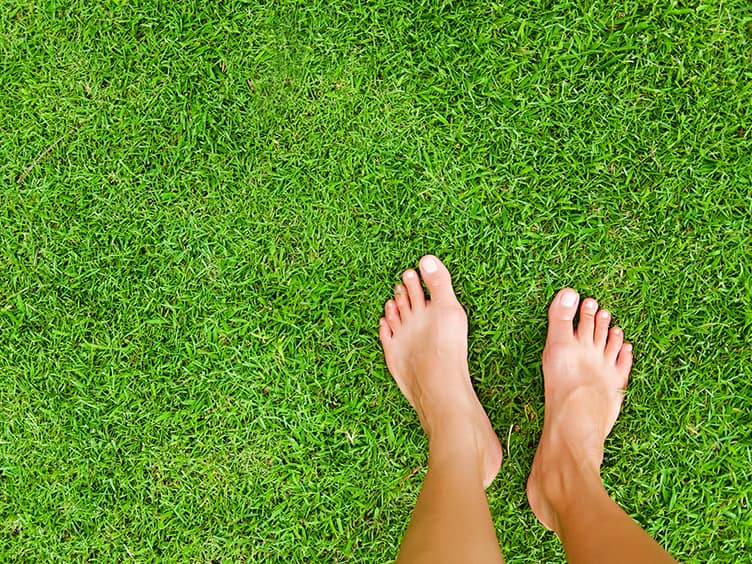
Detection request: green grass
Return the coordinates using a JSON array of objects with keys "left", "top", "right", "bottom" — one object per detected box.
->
[{"left": 1, "top": 0, "right": 751, "bottom": 561}]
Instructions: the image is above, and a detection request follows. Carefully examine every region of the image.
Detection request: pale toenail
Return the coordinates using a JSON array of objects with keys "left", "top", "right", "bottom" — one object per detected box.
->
[
  {"left": 599, "top": 310, "right": 610, "bottom": 318},
  {"left": 560, "top": 291, "right": 577, "bottom": 307},
  {"left": 585, "top": 300, "right": 598, "bottom": 310},
  {"left": 405, "top": 270, "right": 417, "bottom": 279},
  {"left": 395, "top": 285, "right": 405, "bottom": 294},
  {"left": 422, "top": 256, "right": 438, "bottom": 273}
]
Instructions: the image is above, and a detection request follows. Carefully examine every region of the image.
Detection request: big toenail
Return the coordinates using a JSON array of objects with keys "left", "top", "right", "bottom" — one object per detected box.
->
[
  {"left": 560, "top": 291, "right": 577, "bottom": 307},
  {"left": 422, "top": 257, "right": 438, "bottom": 273}
]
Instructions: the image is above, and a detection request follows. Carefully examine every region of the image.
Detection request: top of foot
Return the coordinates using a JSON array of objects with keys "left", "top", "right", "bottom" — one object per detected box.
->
[
  {"left": 379, "top": 255, "right": 502, "bottom": 488},
  {"left": 527, "top": 288, "right": 633, "bottom": 530}
]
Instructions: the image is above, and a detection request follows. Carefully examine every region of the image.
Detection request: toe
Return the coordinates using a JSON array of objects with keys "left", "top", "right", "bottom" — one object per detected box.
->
[
  {"left": 616, "top": 342, "right": 633, "bottom": 386},
  {"left": 594, "top": 309, "right": 611, "bottom": 348},
  {"left": 419, "top": 255, "right": 456, "bottom": 305},
  {"left": 402, "top": 269, "right": 425, "bottom": 310},
  {"left": 384, "top": 299, "right": 401, "bottom": 331},
  {"left": 378, "top": 317, "right": 392, "bottom": 343},
  {"left": 394, "top": 284, "right": 411, "bottom": 317},
  {"left": 605, "top": 327, "right": 624, "bottom": 362},
  {"left": 576, "top": 298, "right": 598, "bottom": 343},
  {"left": 546, "top": 288, "right": 579, "bottom": 345}
]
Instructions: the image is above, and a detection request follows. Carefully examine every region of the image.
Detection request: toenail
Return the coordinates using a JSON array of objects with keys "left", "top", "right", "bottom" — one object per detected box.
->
[
  {"left": 599, "top": 310, "right": 610, "bottom": 318},
  {"left": 395, "top": 285, "right": 404, "bottom": 294},
  {"left": 405, "top": 270, "right": 417, "bottom": 279},
  {"left": 422, "top": 256, "right": 438, "bottom": 273},
  {"left": 585, "top": 300, "right": 598, "bottom": 310},
  {"left": 560, "top": 291, "right": 577, "bottom": 307}
]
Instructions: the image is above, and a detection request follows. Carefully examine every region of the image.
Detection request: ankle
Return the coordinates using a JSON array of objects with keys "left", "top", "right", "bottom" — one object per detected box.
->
[
  {"left": 428, "top": 412, "right": 482, "bottom": 446},
  {"left": 416, "top": 380, "right": 478, "bottom": 437},
  {"left": 536, "top": 448, "right": 606, "bottom": 531},
  {"left": 427, "top": 414, "right": 485, "bottom": 460},
  {"left": 427, "top": 436, "right": 485, "bottom": 487}
]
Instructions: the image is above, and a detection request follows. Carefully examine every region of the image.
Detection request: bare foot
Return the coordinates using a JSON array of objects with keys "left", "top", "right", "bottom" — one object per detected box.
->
[
  {"left": 379, "top": 255, "right": 502, "bottom": 488},
  {"left": 527, "top": 288, "right": 633, "bottom": 531}
]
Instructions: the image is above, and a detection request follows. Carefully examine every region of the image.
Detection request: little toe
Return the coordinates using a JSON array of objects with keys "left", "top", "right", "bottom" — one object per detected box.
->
[
  {"left": 402, "top": 269, "right": 425, "bottom": 310},
  {"left": 605, "top": 327, "right": 624, "bottom": 362},
  {"left": 384, "top": 300, "right": 401, "bottom": 331},
  {"left": 394, "top": 284, "right": 411, "bottom": 317},
  {"left": 418, "top": 255, "right": 457, "bottom": 305},
  {"left": 616, "top": 343, "right": 633, "bottom": 385},
  {"left": 546, "top": 288, "right": 579, "bottom": 345},
  {"left": 378, "top": 317, "right": 392, "bottom": 343},
  {"left": 577, "top": 298, "right": 598, "bottom": 342},
  {"left": 594, "top": 309, "right": 611, "bottom": 348}
]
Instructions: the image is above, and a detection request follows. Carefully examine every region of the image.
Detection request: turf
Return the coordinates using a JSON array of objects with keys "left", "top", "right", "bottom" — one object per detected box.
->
[{"left": 1, "top": 0, "right": 751, "bottom": 561}]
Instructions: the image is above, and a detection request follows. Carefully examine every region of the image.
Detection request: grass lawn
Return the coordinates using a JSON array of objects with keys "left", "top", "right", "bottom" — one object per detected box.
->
[{"left": 2, "top": 0, "right": 751, "bottom": 561}]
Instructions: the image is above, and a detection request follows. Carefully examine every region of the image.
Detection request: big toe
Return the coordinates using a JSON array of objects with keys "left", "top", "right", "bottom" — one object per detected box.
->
[
  {"left": 546, "top": 288, "right": 579, "bottom": 345},
  {"left": 419, "top": 255, "right": 457, "bottom": 304}
]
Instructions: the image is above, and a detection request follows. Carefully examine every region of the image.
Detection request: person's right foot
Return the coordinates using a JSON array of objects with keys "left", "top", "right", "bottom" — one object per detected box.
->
[{"left": 526, "top": 288, "right": 633, "bottom": 531}]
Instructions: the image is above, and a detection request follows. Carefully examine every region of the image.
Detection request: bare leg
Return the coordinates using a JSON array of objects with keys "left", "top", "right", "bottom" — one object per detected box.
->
[
  {"left": 527, "top": 289, "right": 677, "bottom": 564},
  {"left": 379, "top": 255, "right": 504, "bottom": 564}
]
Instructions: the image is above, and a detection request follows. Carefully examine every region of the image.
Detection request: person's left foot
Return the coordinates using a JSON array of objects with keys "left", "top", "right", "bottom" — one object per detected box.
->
[{"left": 379, "top": 255, "right": 502, "bottom": 488}]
